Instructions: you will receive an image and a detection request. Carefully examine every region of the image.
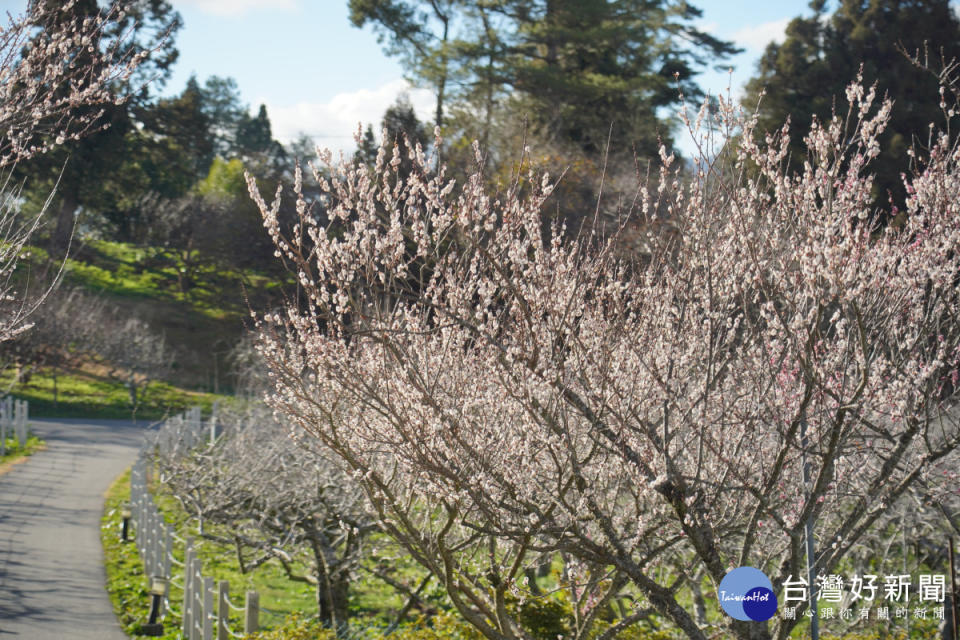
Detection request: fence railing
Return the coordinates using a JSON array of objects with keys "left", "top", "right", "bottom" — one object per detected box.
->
[
  {"left": 0, "top": 397, "right": 29, "bottom": 457},
  {"left": 151, "top": 404, "right": 222, "bottom": 460},
  {"left": 130, "top": 406, "right": 258, "bottom": 640}
]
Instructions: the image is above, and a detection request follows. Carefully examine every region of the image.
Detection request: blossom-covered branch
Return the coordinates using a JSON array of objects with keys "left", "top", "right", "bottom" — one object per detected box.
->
[{"left": 250, "top": 72, "right": 960, "bottom": 640}]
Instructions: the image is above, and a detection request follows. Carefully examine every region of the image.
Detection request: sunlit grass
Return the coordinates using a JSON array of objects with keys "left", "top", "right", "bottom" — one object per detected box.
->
[
  {"left": 1, "top": 367, "right": 222, "bottom": 420},
  {"left": 0, "top": 434, "right": 45, "bottom": 469}
]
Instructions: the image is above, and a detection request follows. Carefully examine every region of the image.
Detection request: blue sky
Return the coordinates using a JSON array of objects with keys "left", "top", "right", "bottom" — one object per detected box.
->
[
  {"left": 1, "top": 0, "right": 858, "bottom": 154},
  {"left": 160, "top": 0, "right": 811, "bottom": 155}
]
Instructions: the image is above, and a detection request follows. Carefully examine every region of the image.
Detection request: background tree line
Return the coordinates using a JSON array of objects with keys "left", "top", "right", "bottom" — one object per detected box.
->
[{"left": 16, "top": 0, "right": 960, "bottom": 277}]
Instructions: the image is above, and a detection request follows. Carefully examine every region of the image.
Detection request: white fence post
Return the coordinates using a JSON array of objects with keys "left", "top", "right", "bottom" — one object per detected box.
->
[
  {"left": 182, "top": 540, "right": 194, "bottom": 637},
  {"left": 163, "top": 523, "right": 173, "bottom": 580},
  {"left": 203, "top": 576, "right": 214, "bottom": 640},
  {"left": 217, "top": 580, "right": 229, "bottom": 640},
  {"left": 14, "top": 399, "right": 26, "bottom": 445},
  {"left": 191, "top": 556, "right": 203, "bottom": 640},
  {"left": 130, "top": 406, "right": 262, "bottom": 640}
]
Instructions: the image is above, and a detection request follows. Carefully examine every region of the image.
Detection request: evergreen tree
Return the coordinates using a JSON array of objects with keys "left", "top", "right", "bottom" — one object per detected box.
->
[
  {"left": 494, "top": 0, "right": 738, "bottom": 156},
  {"left": 141, "top": 75, "right": 215, "bottom": 187},
  {"left": 350, "top": 0, "right": 738, "bottom": 157},
  {"left": 199, "top": 76, "right": 248, "bottom": 157},
  {"left": 354, "top": 96, "right": 428, "bottom": 183},
  {"left": 349, "top": 0, "right": 456, "bottom": 129},
  {"left": 743, "top": 0, "right": 960, "bottom": 214},
  {"left": 354, "top": 125, "right": 379, "bottom": 166},
  {"left": 236, "top": 104, "right": 275, "bottom": 156}
]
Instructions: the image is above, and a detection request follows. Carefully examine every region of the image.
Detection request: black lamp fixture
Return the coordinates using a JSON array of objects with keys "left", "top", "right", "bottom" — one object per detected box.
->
[
  {"left": 140, "top": 575, "right": 167, "bottom": 636},
  {"left": 120, "top": 503, "right": 132, "bottom": 542}
]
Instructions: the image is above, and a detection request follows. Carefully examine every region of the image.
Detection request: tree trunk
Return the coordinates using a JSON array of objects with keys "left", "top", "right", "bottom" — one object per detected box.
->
[
  {"left": 127, "top": 374, "right": 137, "bottom": 408},
  {"left": 51, "top": 189, "right": 79, "bottom": 254},
  {"left": 316, "top": 565, "right": 349, "bottom": 634},
  {"left": 431, "top": 2, "right": 449, "bottom": 133}
]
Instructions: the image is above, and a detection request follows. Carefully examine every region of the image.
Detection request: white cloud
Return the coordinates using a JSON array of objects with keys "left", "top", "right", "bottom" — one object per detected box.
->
[
  {"left": 731, "top": 18, "right": 791, "bottom": 51},
  {"left": 172, "top": 0, "right": 298, "bottom": 17},
  {"left": 262, "top": 79, "right": 435, "bottom": 155}
]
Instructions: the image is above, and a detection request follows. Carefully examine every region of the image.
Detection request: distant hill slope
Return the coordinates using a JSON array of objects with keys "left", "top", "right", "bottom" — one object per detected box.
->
[{"left": 5, "top": 238, "right": 288, "bottom": 418}]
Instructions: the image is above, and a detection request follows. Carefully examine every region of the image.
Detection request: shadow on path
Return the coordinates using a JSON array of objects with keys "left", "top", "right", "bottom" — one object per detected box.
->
[{"left": 0, "top": 418, "right": 152, "bottom": 639}]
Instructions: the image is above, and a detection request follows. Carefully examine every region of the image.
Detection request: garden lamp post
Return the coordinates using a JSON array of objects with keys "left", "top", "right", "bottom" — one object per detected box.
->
[
  {"left": 120, "top": 503, "right": 132, "bottom": 542},
  {"left": 140, "top": 575, "right": 167, "bottom": 636}
]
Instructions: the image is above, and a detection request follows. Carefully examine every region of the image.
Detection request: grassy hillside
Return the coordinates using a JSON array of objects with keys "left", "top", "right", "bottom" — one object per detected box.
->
[{"left": 6, "top": 238, "right": 288, "bottom": 418}]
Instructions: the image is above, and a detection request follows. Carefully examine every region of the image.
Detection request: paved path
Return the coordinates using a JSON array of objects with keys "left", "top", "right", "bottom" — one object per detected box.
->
[{"left": 0, "top": 418, "right": 151, "bottom": 639}]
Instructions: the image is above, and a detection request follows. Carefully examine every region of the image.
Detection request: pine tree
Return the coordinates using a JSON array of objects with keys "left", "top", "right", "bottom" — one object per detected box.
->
[
  {"left": 350, "top": 0, "right": 738, "bottom": 158},
  {"left": 236, "top": 105, "right": 275, "bottom": 156}
]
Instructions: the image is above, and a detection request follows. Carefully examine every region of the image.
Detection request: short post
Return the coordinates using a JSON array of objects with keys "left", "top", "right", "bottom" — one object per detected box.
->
[
  {"left": 182, "top": 541, "right": 195, "bottom": 637},
  {"left": 15, "top": 399, "right": 26, "bottom": 445},
  {"left": 140, "top": 576, "right": 168, "bottom": 636},
  {"left": 203, "top": 576, "right": 214, "bottom": 640},
  {"left": 217, "top": 580, "right": 230, "bottom": 640},
  {"left": 209, "top": 413, "right": 217, "bottom": 446},
  {"left": 12, "top": 400, "right": 20, "bottom": 445},
  {"left": 121, "top": 503, "right": 132, "bottom": 542},
  {"left": 244, "top": 591, "right": 259, "bottom": 634}
]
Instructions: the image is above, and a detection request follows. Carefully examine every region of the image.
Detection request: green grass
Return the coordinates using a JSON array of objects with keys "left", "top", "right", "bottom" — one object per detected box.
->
[
  {"left": 103, "top": 468, "right": 330, "bottom": 638},
  {"left": 102, "top": 469, "right": 180, "bottom": 639},
  {"left": 102, "top": 465, "right": 480, "bottom": 639},
  {"left": 59, "top": 239, "right": 285, "bottom": 318},
  {"left": 18, "top": 238, "right": 290, "bottom": 391},
  {"left": 150, "top": 488, "right": 319, "bottom": 630},
  {"left": 0, "top": 434, "right": 44, "bottom": 468},
  {"left": 2, "top": 367, "right": 223, "bottom": 420}
]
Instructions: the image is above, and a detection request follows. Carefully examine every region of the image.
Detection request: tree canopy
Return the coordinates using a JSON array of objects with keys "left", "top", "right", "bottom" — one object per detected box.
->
[
  {"left": 350, "top": 0, "right": 739, "bottom": 159},
  {"left": 743, "top": 0, "right": 960, "bottom": 214}
]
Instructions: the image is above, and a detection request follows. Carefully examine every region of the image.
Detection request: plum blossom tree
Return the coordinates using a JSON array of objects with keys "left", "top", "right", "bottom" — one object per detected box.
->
[
  {"left": 248, "top": 71, "right": 960, "bottom": 640},
  {"left": 149, "top": 403, "right": 377, "bottom": 629},
  {"left": 0, "top": 1, "right": 155, "bottom": 340}
]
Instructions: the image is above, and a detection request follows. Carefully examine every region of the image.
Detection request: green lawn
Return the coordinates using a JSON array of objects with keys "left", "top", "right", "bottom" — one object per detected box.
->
[
  {"left": 2, "top": 367, "right": 223, "bottom": 420},
  {"left": 101, "top": 466, "right": 486, "bottom": 639},
  {"left": 18, "top": 239, "right": 289, "bottom": 392}
]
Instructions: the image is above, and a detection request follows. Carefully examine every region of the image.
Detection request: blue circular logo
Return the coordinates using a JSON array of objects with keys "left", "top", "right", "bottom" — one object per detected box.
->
[{"left": 718, "top": 567, "right": 778, "bottom": 621}]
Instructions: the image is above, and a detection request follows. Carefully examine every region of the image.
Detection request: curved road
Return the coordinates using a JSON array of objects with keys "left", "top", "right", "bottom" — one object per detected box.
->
[{"left": 0, "top": 418, "right": 149, "bottom": 639}]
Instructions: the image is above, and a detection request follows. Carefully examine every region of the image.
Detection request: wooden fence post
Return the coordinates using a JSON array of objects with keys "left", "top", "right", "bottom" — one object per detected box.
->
[
  {"left": 217, "top": 580, "right": 229, "bottom": 640},
  {"left": 203, "top": 576, "right": 214, "bottom": 640},
  {"left": 244, "top": 591, "right": 259, "bottom": 634}
]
